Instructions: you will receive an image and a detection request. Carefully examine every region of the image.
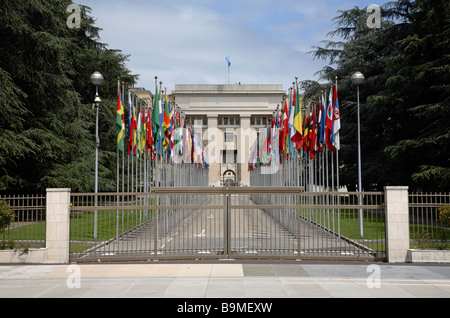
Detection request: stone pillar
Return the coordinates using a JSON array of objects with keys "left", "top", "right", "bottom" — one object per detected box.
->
[
  {"left": 206, "top": 116, "right": 221, "bottom": 187},
  {"left": 237, "top": 116, "right": 253, "bottom": 186},
  {"left": 45, "top": 188, "right": 71, "bottom": 264},
  {"left": 384, "top": 186, "right": 409, "bottom": 263}
]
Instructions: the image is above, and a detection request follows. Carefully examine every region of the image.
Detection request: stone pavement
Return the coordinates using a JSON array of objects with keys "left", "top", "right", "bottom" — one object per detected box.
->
[{"left": 0, "top": 261, "right": 449, "bottom": 300}]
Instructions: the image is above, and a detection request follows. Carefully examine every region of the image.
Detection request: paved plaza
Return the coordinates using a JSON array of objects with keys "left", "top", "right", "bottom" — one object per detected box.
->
[{"left": 1, "top": 261, "right": 449, "bottom": 299}]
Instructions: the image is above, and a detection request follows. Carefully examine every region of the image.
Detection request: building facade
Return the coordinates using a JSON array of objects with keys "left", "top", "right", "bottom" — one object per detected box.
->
[{"left": 172, "top": 84, "right": 286, "bottom": 186}]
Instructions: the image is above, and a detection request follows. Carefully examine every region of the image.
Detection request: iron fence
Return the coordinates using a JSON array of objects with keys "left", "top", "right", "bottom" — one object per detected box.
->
[
  {"left": 0, "top": 194, "right": 46, "bottom": 249},
  {"left": 409, "top": 193, "right": 450, "bottom": 250},
  {"left": 69, "top": 187, "right": 386, "bottom": 262}
]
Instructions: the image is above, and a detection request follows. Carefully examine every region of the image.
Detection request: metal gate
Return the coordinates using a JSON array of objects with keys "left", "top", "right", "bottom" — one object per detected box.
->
[{"left": 69, "top": 187, "right": 386, "bottom": 262}]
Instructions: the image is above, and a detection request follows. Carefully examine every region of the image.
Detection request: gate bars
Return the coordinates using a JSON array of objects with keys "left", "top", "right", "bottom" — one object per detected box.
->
[{"left": 69, "top": 187, "right": 385, "bottom": 262}]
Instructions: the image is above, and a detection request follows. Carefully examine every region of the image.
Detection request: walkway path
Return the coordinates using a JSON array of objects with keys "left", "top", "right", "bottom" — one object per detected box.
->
[{"left": 1, "top": 262, "right": 449, "bottom": 299}]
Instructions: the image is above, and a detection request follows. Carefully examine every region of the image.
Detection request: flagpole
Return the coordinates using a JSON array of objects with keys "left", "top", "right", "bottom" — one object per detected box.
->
[
  {"left": 121, "top": 81, "right": 125, "bottom": 235},
  {"left": 335, "top": 76, "right": 341, "bottom": 237},
  {"left": 116, "top": 77, "right": 120, "bottom": 242}
]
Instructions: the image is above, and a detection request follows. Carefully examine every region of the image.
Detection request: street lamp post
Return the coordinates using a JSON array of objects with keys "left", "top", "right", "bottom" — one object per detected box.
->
[
  {"left": 351, "top": 71, "right": 365, "bottom": 237},
  {"left": 90, "top": 71, "right": 103, "bottom": 238}
]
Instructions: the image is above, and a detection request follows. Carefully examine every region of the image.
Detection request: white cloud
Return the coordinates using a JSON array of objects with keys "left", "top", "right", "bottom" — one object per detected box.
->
[{"left": 80, "top": 0, "right": 387, "bottom": 93}]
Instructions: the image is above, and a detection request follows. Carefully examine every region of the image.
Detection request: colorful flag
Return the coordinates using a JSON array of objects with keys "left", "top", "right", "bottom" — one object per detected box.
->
[
  {"left": 319, "top": 90, "right": 326, "bottom": 151},
  {"left": 309, "top": 106, "right": 317, "bottom": 159},
  {"left": 151, "top": 83, "right": 162, "bottom": 155},
  {"left": 127, "top": 91, "right": 133, "bottom": 156},
  {"left": 132, "top": 100, "right": 137, "bottom": 155},
  {"left": 174, "top": 110, "right": 183, "bottom": 159},
  {"left": 169, "top": 102, "right": 174, "bottom": 159},
  {"left": 262, "top": 126, "right": 271, "bottom": 165},
  {"left": 116, "top": 80, "right": 125, "bottom": 152},
  {"left": 136, "top": 104, "right": 142, "bottom": 156},
  {"left": 163, "top": 92, "right": 171, "bottom": 154},
  {"left": 302, "top": 108, "right": 310, "bottom": 155},
  {"left": 325, "top": 87, "right": 335, "bottom": 152},
  {"left": 291, "top": 84, "right": 303, "bottom": 150},
  {"left": 140, "top": 105, "right": 146, "bottom": 156},
  {"left": 333, "top": 83, "right": 341, "bottom": 151},
  {"left": 280, "top": 100, "right": 289, "bottom": 159},
  {"left": 146, "top": 104, "right": 154, "bottom": 159},
  {"left": 226, "top": 56, "right": 231, "bottom": 67}
]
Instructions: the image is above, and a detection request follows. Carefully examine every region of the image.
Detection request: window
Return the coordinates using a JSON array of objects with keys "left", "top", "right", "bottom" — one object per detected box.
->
[
  {"left": 251, "top": 116, "right": 272, "bottom": 127},
  {"left": 218, "top": 116, "right": 239, "bottom": 126},
  {"left": 187, "top": 116, "right": 207, "bottom": 127},
  {"left": 224, "top": 131, "right": 234, "bottom": 143},
  {"left": 193, "top": 118, "right": 202, "bottom": 126},
  {"left": 222, "top": 150, "right": 237, "bottom": 164}
]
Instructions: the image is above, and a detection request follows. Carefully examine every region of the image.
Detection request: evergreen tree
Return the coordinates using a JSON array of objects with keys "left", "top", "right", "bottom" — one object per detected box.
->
[
  {"left": 308, "top": 0, "right": 449, "bottom": 191},
  {"left": 380, "top": 0, "right": 450, "bottom": 191},
  {"left": 0, "top": 0, "right": 137, "bottom": 192}
]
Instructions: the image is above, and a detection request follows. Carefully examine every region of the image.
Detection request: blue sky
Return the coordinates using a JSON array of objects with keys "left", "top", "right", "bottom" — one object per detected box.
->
[{"left": 79, "top": 0, "right": 391, "bottom": 93}]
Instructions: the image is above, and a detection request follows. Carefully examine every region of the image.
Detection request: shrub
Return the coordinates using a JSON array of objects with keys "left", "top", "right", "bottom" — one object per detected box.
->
[
  {"left": 0, "top": 200, "right": 14, "bottom": 232},
  {"left": 439, "top": 205, "right": 450, "bottom": 228}
]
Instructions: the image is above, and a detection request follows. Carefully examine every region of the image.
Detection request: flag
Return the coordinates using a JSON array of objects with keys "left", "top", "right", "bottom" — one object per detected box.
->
[
  {"left": 140, "top": 105, "right": 146, "bottom": 156},
  {"left": 174, "top": 110, "right": 183, "bottom": 159},
  {"left": 280, "top": 100, "right": 289, "bottom": 159},
  {"left": 151, "top": 83, "right": 162, "bottom": 155},
  {"left": 226, "top": 56, "right": 231, "bottom": 67},
  {"left": 248, "top": 142, "right": 257, "bottom": 171},
  {"left": 302, "top": 109, "right": 310, "bottom": 155},
  {"left": 325, "top": 87, "right": 335, "bottom": 152},
  {"left": 163, "top": 92, "right": 171, "bottom": 153},
  {"left": 310, "top": 106, "right": 317, "bottom": 159},
  {"left": 116, "top": 80, "right": 125, "bottom": 152},
  {"left": 272, "top": 111, "right": 280, "bottom": 165},
  {"left": 288, "top": 91, "right": 295, "bottom": 160},
  {"left": 146, "top": 104, "right": 154, "bottom": 159},
  {"left": 291, "top": 84, "right": 303, "bottom": 150},
  {"left": 333, "top": 83, "right": 341, "bottom": 151},
  {"left": 319, "top": 90, "right": 326, "bottom": 151},
  {"left": 127, "top": 91, "right": 133, "bottom": 156},
  {"left": 136, "top": 104, "right": 142, "bottom": 156},
  {"left": 132, "top": 101, "right": 138, "bottom": 155},
  {"left": 169, "top": 101, "right": 174, "bottom": 159}
]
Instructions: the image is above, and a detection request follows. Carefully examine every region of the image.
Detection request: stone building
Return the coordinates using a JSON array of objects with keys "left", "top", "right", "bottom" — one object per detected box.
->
[{"left": 172, "top": 84, "right": 286, "bottom": 186}]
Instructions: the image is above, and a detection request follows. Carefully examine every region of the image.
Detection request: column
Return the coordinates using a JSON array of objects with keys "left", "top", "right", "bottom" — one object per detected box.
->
[
  {"left": 46, "top": 188, "right": 71, "bottom": 263},
  {"left": 237, "top": 116, "right": 253, "bottom": 186},
  {"left": 384, "top": 186, "right": 409, "bottom": 263},
  {"left": 206, "top": 115, "right": 221, "bottom": 187}
]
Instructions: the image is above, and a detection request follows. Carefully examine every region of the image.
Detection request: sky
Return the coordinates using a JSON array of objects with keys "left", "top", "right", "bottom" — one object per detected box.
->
[{"left": 79, "top": 0, "right": 390, "bottom": 94}]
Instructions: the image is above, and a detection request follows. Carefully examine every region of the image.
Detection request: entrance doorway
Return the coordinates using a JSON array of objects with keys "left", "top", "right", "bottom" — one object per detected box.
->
[{"left": 222, "top": 169, "right": 237, "bottom": 187}]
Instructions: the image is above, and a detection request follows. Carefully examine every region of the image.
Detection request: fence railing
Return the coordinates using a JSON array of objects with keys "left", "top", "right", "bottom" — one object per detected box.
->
[
  {"left": 409, "top": 193, "right": 450, "bottom": 250},
  {"left": 0, "top": 194, "right": 46, "bottom": 249},
  {"left": 68, "top": 187, "right": 386, "bottom": 261},
  {"left": 7, "top": 189, "right": 448, "bottom": 261},
  {"left": 248, "top": 190, "right": 386, "bottom": 259}
]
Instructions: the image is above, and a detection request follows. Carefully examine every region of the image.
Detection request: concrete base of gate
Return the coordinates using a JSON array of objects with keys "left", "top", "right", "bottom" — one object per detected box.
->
[
  {"left": 0, "top": 248, "right": 48, "bottom": 264},
  {"left": 407, "top": 249, "right": 450, "bottom": 263}
]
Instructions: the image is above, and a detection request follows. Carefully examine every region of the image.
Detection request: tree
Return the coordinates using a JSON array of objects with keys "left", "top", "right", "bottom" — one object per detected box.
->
[
  {"left": 380, "top": 0, "right": 450, "bottom": 191},
  {"left": 0, "top": 0, "right": 137, "bottom": 192},
  {"left": 308, "top": 0, "right": 449, "bottom": 191}
]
